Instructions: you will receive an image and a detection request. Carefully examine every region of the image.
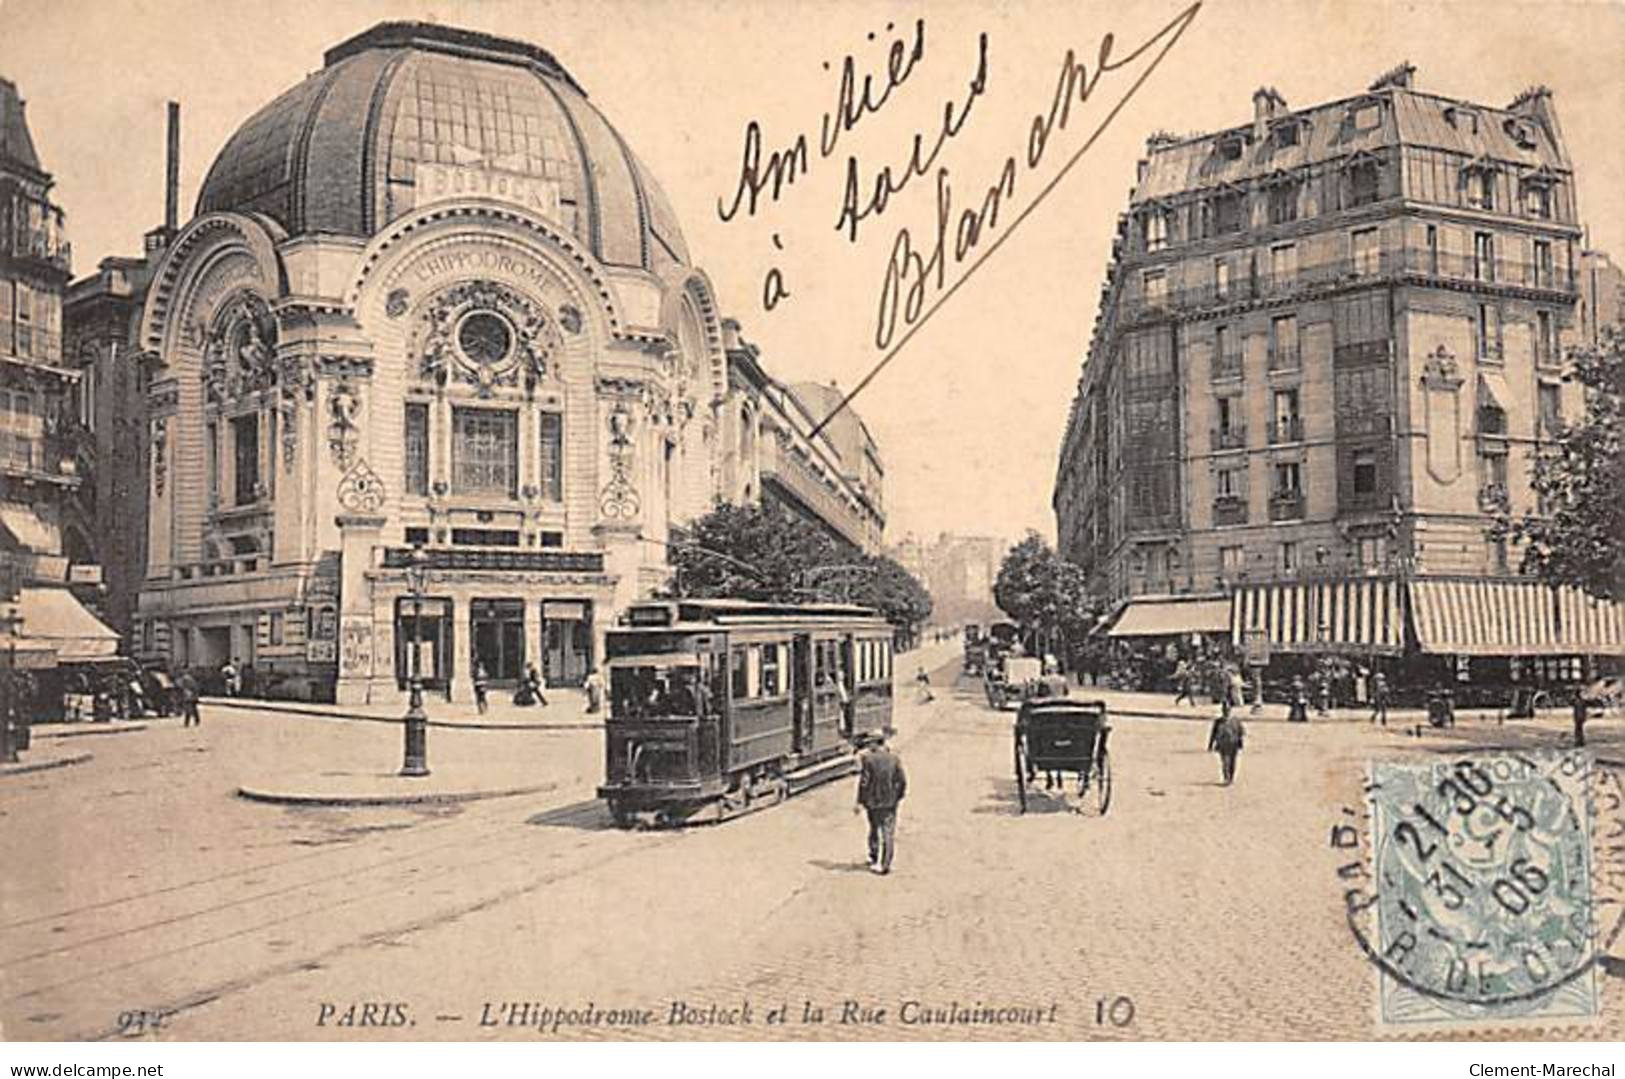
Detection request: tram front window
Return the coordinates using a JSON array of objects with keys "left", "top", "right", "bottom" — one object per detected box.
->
[{"left": 612, "top": 665, "right": 707, "bottom": 719}]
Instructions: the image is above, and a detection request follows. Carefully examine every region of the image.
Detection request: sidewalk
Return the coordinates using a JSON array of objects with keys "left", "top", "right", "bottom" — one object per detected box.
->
[
  {"left": 204, "top": 689, "right": 602, "bottom": 730},
  {"left": 0, "top": 740, "right": 93, "bottom": 778}
]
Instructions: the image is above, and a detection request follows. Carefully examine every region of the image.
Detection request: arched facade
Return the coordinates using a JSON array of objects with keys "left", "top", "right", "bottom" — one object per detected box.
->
[{"left": 130, "top": 22, "right": 883, "bottom": 704}]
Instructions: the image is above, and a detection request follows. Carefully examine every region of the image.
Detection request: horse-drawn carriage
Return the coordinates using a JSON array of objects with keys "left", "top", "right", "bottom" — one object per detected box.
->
[{"left": 1013, "top": 698, "right": 1112, "bottom": 815}]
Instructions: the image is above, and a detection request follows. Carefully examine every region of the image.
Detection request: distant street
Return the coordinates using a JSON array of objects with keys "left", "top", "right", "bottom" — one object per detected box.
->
[{"left": 3, "top": 646, "right": 1621, "bottom": 1041}]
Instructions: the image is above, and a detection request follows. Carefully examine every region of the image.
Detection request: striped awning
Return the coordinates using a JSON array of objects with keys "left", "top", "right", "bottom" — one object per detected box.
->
[
  {"left": 1409, "top": 579, "right": 1623, "bottom": 656},
  {"left": 1231, "top": 579, "right": 1404, "bottom": 653}
]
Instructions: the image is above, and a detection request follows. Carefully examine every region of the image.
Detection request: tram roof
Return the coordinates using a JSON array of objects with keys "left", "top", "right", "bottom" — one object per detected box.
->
[{"left": 619, "top": 597, "right": 890, "bottom": 629}]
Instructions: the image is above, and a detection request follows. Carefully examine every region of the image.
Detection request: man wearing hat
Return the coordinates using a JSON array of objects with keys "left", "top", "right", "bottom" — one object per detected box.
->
[{"left": 854, "top": 730, "right": 907, "bottom": 874}]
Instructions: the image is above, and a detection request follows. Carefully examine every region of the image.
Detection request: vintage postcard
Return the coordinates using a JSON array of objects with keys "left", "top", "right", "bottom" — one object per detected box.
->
[{"left": 0, "top": 0, "right": 1621, "bottom": 1050}]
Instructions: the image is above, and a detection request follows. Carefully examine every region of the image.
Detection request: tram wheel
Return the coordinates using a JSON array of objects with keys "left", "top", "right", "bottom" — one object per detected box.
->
[{"left": 1096, "top": 753, "right": 1113, "bottom": 816}]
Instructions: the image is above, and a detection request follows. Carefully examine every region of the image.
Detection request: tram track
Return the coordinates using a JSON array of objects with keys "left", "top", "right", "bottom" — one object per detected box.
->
[{"left": 5, "top": 789, "right": 681, "bottom": 1040}]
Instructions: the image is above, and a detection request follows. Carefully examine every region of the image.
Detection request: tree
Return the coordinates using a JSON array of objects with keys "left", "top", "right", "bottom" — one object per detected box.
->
[
  {"left": 668, "top": 505, "right": 934, "bottom": 641},
  {"left": 1502, "top": 328, "right": 1625, "bottom": 601},
  {"left": 669, "top": 502, "right": 840, "bottom": 601},
  {"left": 845, "top": 554, "right": 934, "bottom": 642},
  {"left": 993, "top": 532, "right": 1098, "bottom": 661}
]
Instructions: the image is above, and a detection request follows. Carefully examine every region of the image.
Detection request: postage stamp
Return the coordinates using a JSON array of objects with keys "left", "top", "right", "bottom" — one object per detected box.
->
[{"left": 1352, "top": 750, "right": 1608, "bottom": 1029}]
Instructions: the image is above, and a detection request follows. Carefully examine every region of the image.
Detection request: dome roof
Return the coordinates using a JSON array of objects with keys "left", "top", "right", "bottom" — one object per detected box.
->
[{"left": 196, "top": 22, "right": 690, "bottom": 272}]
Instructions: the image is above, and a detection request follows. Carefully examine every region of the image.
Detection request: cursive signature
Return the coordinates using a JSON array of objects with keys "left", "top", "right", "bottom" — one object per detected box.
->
[
  {"left": 717, "top": 19, "right": 928, "bottom": 224},
  {"left": 808, "top": 2, "right": 1203, "bottom": 440}
]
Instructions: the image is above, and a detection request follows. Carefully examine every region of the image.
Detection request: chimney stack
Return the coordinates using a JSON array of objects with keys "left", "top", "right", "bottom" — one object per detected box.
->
[
  {"left": 1252, "top": 87, "right": 1285, "bottom": 143},
  {"left": 164, "top": 101, "right": 180, "bottom": 234}
]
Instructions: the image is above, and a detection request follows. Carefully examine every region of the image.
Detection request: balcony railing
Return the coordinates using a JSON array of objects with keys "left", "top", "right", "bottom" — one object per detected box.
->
[
  {"left": 1213, "top": 495, "right": 1248, "bottom": 526},
  {"left": 1118, "top": 246, "right": 1578, "bottom": 322},
  {"left": 1478, "top": 483, "right": 1510, "bottom": 513},
  {"left": 1211, "top": 352, "right": 1243, "bottom": 381},
  {"left": 1269, "top": 491, "right": 1305, "bottom": 521},
  {"left": 1333, "top": 339, "right": 1389, "bottom": 367},
  {"left": 1210, "top": 425, "right": 1247, "bottom": 451},
  {"left": 1337, "top": 412, "right": 1392, "bottom": 437},
  {"left": 1267, "top": 345, "right": 1300, "bottom": 372},
  {"left": 1268, "top": 416, "right": 1304, "bottom": 444},
  {"left": 7, "top": 225, "right": 71, "bottom": 272},
  {"left": 380, "top": 547, "right": 606, "bottom": 573}
]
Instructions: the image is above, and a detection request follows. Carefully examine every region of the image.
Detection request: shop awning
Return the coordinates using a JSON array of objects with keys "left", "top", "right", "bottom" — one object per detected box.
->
[
  {"left": 1231, "top": 578, "right": 1404, "bottom": 653},
  {"left": 0, "top": 502, "right": 59, "bottom": 554},
  {"left": 16, "top": 586, "right": 119, "bottom": 662},
  {"left": 1478, "top": 370, "right": 1512, "bottom": 412},
  {"left": 1108, "top": 596, "right": 1232, "bottom": 638},
  {"left": 1409, "top": 578, "right": 1623, "bottom": 656}
]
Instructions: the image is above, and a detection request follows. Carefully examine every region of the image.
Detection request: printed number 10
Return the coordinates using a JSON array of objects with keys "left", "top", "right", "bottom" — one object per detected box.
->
[{"left": 1096, "top": 996, "right": 1135, "bottom": 1027}]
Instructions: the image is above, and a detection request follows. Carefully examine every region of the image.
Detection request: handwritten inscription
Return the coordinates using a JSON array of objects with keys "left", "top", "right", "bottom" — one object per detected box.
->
[{"left": 713, "top": 5, "right": 1202, "bottom": 439}]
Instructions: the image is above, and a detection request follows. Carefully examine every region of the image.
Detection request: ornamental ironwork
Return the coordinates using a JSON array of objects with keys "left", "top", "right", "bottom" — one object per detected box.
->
[{"left": 412, "top": 280, "right": 561, "bottom": 396}]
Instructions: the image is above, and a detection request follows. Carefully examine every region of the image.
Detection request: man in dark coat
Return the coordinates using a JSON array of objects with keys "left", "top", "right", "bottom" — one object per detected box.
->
[{"left": 855, "top": 732, "right": 907, "bottom": 875}]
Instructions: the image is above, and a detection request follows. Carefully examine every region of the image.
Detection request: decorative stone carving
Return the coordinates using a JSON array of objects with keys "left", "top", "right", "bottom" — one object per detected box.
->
[
  {"left": 202, "top": 294, "right": 278, "bottom": 405},
  {"left": 412, "top": 280, "right": 562, "bottom": 396},
  {"left": 1419, "top": 345, "right": 1463, "bottom": 390},
  {"left": 385, "top": 288, "right": 411, "bottom": 319},
  {"left": 599, "top": 396, "right": 640, "bottom": 520},
  {"left": 151, "top": 417, "right": 168, "bottom": 496},
  {"left": 1420, "top": 345, "right": 1464, "bottom": 484},
  {"left": 337, "top": 457, "right": 387, "bottom": 513},
  {"left": 327, "top": 380, "right": 360, "bottom": 470},
  {"left": 558, "top": 304, "right": 583, "bottom": 335}
]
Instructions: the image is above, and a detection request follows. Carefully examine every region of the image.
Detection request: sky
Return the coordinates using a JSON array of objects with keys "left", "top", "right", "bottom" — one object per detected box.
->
[{"left": 1, "top": 0, "right": 1621, "bottom": 549}]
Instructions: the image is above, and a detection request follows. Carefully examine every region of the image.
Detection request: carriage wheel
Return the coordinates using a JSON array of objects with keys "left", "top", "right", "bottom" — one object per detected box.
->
[
  {"left": 1095, "top": 752, "right": 1112, "bottom": 816},
  {"left": 1014, "top": 734, "right": 1028, "bottom": 814}
]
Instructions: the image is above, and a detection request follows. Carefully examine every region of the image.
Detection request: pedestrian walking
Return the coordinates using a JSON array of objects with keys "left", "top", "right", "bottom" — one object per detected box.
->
[
  {"left": 1370, "top": 671, "right": 1390, "bottom": 727},
  {"left": 514, "top": 663, "right": 548, "bottom": 707},
  {"left": 1173, "top": 659, "right": 1194, "bottom": 706},
  {"left": 220, "top": 660, "right": 239, "bottom": 698},
  {"left": 1212, "top": 711, "right": 1245, "bottom": 785},
  {"left": 1288, "top": 675, "right": 1309, "bottom": 723},
  {"left": 179, "top": 670, "right": 201, "bottom": 728},
  {"left": 583, "top": 666, "right": 604, "bottom": 714},
  {"left": 473, "top": 662, "right": 490, "bottom": 715},
  {"left": 1229, "top": 665, "right": 1248, "bottom": 716},
  {"left": 1315, "top": 667, "right": 1332, "bottom": 716},
  {"left": 854, "top": 731, "right": 906, "bottom": 874},
  {"left": 914, "top": 666, "right": 934, "bottom": 704}
]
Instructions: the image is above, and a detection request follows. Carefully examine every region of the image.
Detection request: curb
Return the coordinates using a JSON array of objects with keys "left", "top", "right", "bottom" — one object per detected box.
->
[
  {"left": 0, "top": 751, "right": 93, "bottom": 778},
  {"left": 204, "top": 698, "right": 602, "bottom": 732},
  {"left": 34, "top": 723, "right": 149, "bottom": 740},
  {"left": 236, "top": 779, "right": 559, "bottom": 808}
]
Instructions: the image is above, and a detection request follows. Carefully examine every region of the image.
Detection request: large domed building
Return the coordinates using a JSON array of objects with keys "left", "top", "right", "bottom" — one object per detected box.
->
[{"left": 132, "top": 22, "right": 881, "bottom": 704}]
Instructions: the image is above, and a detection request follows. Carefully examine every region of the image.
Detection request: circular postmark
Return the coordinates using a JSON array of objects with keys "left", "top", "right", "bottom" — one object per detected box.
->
[{"left": 1335, "top": 749, "right": 1624, "bottom": 1020}]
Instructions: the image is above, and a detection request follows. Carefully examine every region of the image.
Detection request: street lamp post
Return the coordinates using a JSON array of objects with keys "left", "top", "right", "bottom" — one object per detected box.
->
[{"left": 400, "top": 544, "right": 430, "bottom": 777}]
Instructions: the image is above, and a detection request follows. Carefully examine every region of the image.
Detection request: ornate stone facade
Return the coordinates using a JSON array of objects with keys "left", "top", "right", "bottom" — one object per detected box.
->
[{"left": 130, "top": 22, "right": 883, "bottom": 704}]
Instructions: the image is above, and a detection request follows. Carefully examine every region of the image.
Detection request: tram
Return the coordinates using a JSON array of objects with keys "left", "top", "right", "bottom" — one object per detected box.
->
[{"left": 597, "top": 598, "right": 896, "bottom": 827}]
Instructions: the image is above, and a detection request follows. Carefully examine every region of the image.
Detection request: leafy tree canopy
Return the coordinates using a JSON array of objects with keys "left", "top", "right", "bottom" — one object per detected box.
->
[
  {"left": 669, "top": 503, "right": 932, "bottom": 631},
  {"left": 993, "top": 531, "right": 1098, "bottom": 649},
  {"left": 1503, "top": 328, "right": 1625, "bottom": 601}
]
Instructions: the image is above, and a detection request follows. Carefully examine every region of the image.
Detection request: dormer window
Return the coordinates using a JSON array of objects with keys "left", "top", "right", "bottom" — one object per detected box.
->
[
  {"left": 1505, "top": 118, "right": 1538, "bottom": 149},
  {"left": 1521, "top": 169, "right": 1557, "bottom": 219},
  {"left": 1217, "top": 133, "right": 1245, "bottom": 162},
  {"left": 1445, "top": 107, "right": 1479, "bottom": 135},
  {"left": 1462, "top": 161, "right": 1498, "bottom": 211},
  {"left": 1273, "top": 121, "right": 1301, "bottom": 148},
  {"left": 1347, "top": 158, "right": 1381, "bottom": 207},
  {"left": 1142, "top": 208, "right": 1169, "bottom": 252},
  {"left": 1350, "top": 101, "right": 1382, "bottom": 130}
]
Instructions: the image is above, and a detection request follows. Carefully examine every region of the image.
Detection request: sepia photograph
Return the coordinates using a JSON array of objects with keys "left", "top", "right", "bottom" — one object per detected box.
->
[{"left": 0, "top": 0, "right": 1622, "bottom": 1062}]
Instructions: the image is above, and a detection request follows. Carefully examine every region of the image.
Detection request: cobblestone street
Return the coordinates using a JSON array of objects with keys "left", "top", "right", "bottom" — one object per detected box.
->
[{"left": 3, "top": 647, "right": 1621, "bottom": 1042}]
